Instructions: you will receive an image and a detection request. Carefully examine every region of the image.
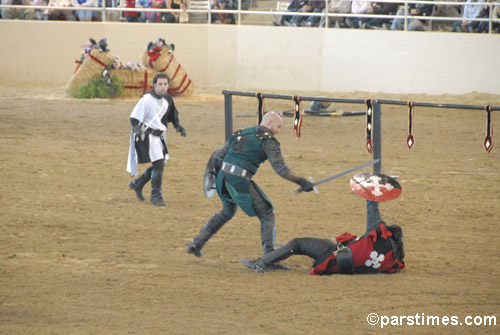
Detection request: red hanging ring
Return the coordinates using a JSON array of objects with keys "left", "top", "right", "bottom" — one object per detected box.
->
[
  {"left": 256, "top": 93, "right": 265, "bottom": 125},
  {"left": 365, "top": 99, "right": 373, "bottom": 154},
  {"left": 293, "top": 95, "right": 303, "bottom": 138},
  {"left": 484, "top": 105, "right": 494, "bottom": 153},
  {"left": 406, "top": 101, "right": 415, "bottom": 150}
]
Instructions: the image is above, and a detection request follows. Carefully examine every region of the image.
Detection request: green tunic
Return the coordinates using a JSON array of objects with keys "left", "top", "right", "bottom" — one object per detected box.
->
[{"left": 216, "top": 126, "right": 275, "bottom": 217}]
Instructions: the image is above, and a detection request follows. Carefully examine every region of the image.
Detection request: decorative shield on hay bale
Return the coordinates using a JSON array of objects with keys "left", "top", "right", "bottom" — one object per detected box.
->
[
  {"left": 112, "top": 68, "right": 156, "bottom": 98},
  {"left": 66, "top": 49, "right": 115, "bottom": 93},
  {"left": 141, "top": 48, "right": 194, "bottom": 97}
]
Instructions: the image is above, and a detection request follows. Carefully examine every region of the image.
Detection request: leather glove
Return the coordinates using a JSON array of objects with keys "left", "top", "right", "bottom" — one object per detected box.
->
[
  {"left": 176, "top": 125, "right": 187, "bottom": 137},
  {"left": 130, "top": 118, "right": 143, "bottom": 135},
  {"left": 297, "top": 178, "right": 314, "bottom": 192},
  {"left": 132, "top": 124, "right": 142, "bottom": 135}
]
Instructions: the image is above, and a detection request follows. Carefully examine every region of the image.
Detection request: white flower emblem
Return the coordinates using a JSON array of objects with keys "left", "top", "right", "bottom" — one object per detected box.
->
[{"left": 365, "top": 251, "right": 385, "bottom": 269}]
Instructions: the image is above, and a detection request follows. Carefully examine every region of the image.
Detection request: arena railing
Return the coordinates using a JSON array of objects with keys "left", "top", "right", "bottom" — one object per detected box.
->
[{"left": 1, "top": 0, "right": 499, "bottom": 33}]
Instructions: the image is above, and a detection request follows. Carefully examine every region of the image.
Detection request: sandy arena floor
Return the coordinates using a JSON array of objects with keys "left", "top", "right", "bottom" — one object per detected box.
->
[{"left": 0, "top": 85, "right": 499, "bottom": 334}]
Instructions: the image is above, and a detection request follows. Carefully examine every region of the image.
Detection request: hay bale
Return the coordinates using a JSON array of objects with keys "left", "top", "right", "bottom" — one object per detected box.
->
[
  {"left": 66, "top": 49, "right": 115, "bottom": 93},
  {"left": 141, "top": 48, "right": 195, "bottom": 97},
  {"left": 112, "top": 68, "right": 156, "bottom": 98}
]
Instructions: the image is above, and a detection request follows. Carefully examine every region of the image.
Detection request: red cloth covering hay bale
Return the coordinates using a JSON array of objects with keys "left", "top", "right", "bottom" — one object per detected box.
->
[
  {"left": 141, "top": 39, "right": 194, "bottom": 97},
  {"left": 111, "top": 68, "right": 156, "bottom": 98},
  {"left": 66, "top": 48, "right": 115, "bottom": 93}
]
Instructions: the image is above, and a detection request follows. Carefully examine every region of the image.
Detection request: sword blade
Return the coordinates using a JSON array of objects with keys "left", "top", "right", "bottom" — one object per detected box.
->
[{"left": 294, "top": 159, "right": 380, "bottom": 194}]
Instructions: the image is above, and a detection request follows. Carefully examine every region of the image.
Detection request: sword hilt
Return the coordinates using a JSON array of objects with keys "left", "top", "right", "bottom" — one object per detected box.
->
[
  {"left": 309, "top": 176, "right": 319, "bottom": 194},
  {"left": 294, "top": 176, "right": 319, "bottom": 194}
]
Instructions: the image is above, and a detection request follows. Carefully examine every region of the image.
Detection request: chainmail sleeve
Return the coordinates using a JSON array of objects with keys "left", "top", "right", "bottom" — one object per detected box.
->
[
  {"left": 214, "top": 141, "right": 230, "bottom": 170},
  {"left": 261, "top": 138, "right": 302, "bottom": 183},
  {"left": 363, "top": 200, "right": 387, "bottom": 237}
]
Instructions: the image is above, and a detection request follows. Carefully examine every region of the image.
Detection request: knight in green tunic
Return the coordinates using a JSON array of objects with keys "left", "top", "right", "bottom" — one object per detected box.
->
[{"left": 186, "top": 112, "right": 314, "bottom": 261}]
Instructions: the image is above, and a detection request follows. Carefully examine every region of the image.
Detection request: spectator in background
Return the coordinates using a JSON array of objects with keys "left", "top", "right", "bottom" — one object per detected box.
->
[
  {"left": 179, "top": 0, "right": 188, "bottom": 23},
  {"left": 162, "top": 0, "right": 182, "bottom": 22},
  {"left": 477, "top": 0, "right": 500, "bottom": 32},
  {"left": 360, "top": 1, "right": 399, "bottom": 29},
  {"left": 124, "top": 0, "right": 139, "bottom": 21},
  {"left": 431, "top": 0, "right": 461, "bottom": 31},
  {"left": 284, "top": 0, "right": 325, "bottom": 27},
  {"left": 303, "top": 0, "right": 326, "bottom": 27},
  {"left": 2, "top": 0, "right": 36, "bottom": 20},
  {"left": 46, "top": 0, "right": 76, "bottom": 20},
  {"left": 97, "top": 0, "right": 121, "bottom": 21},
  {"left": 136, "top": 0, "right": 149, "bottom": 22},
  {"left": 278, "top": 0, "right": 307, "bottom": 26},
  {"left": 34, "top": 0, "right": 50, "bottom": 20},
  {"left": 390, "top": 1, "right": 434, "bottom": 31},
  {"left": 71, "top": 0, "right": 97, "bottom": 21},
  {"left": 343, "top": 0, "right": 371, "bottom": 28},
  {"left": 452, "top": 0, "right": 485, "bottom": 32},
  {"left": 211, "top": 0, "right": 235, "bottom": 24},
  {"left": 148, "top": 0, "right": 164, "bottom": 22},
  {"left": 319, "top": 0, "right": 351, "bottom": 28}
]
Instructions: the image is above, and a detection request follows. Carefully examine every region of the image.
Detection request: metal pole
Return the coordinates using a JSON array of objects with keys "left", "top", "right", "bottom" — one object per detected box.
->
[
  {"left": 224, "top": 91, "right": 233, "bottom": 141},
  {"left": 368, "top": 100, "right": 382, "bottom": 223},
  {"left": 372, "top": 100, "right": 382, "bottom": 174}
]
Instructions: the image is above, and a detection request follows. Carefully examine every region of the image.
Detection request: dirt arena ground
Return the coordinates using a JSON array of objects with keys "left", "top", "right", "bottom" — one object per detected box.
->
[{"left": 1, "top": 84, "right": 499, "bottom": 334}]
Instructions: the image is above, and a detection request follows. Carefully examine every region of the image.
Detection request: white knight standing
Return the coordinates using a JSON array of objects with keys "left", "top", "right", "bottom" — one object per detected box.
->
[{"left": 126, "top": 73, "right": 187, "bottom": 207}]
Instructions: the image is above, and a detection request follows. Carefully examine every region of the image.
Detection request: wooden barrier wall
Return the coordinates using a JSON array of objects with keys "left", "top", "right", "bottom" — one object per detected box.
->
[{"left": 1, "top": 20, "right": 499, "bottom": 95}]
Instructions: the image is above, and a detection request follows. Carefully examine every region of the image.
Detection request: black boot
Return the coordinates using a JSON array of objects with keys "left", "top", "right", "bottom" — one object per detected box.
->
[
  {"left": 241, "top": 258, "right": 275, "bottom": 273},
  {"left": 128, "top": 167, "right": 152, "bottom": 201},
  {"left": 186, "top": 203, "right": 237, "bottom": 257},
  {"left": 150, "top": 167, "right": 166, "bottom": 207},
  {"left": 185, "top": 229, "right": 212, "bottom": 257},
  {"left": 242, "top": 240, "right": 295, "bottom": 273},
  {"left": 259, "top": 212, "right": 276, "bottom": 254},
  {"left": 185, "top": 241, "right": 204, "bottom": 257},
  {"left": 259, "top": 212, "right": 290, "bottom": 270}
]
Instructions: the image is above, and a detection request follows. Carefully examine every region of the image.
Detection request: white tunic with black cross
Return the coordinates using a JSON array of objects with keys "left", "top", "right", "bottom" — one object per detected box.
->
[{"left": 127, "top": 93, "right": 171, "bottom": 177}]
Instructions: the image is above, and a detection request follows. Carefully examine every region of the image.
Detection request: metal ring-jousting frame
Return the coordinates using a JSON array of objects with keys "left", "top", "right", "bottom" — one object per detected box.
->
[
  {"left": 222, "top": 90, "right": 499, "bottom": 214},
  {"left": 223, "top": 90, "right": 500, "bottom": 166}
]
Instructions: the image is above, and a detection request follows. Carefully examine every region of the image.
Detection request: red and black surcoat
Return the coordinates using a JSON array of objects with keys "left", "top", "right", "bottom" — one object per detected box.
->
[{"left": 310, "top": 224, "right": 405, "bottom": 275}]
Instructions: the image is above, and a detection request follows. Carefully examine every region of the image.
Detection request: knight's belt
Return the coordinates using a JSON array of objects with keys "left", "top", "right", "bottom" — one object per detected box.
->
[
  {"left": 221, "top": 162, "right": 254, "bottom": 180},
  {"left": 145, "top": 128, "right": 164, "bottom": 136}
]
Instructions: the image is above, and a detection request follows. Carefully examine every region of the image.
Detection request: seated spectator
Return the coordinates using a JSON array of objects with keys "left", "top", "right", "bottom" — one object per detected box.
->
[
  {"left": 360, "top": 1, "right": 399, "bottom": 29},
  {"left": 97, "top": 0, "right": 121, "bottom": 21},
  {"left": 452, "top": 0, "right": 485, "bottom": 32},
  {"left": 319, "top": 0, "right": 351, "bottom": 28},
  {"left": 283, "top": 0, "right": 325, "bottom": 27},
  {"left": 2, "top": 0, "right": 36, "bottom": 20},
  {"left": 136, "top": 0, "right": 149, "bottom": 22},
  {"left": 34, "top": 0, "right": 50, "bottom": 20},
  {"left": 178, "top": 0, "right": 188, "bottom": 23},
  {"left": 279, "top": 0, "right": 307, "bottom": 26},
  {"left": 162, "top": 0, "right": 183, "bottom": 22},
  {"left": 46, "top": 0, "right": 76, "bottom": 20},
  {"left": 124, "top": 0, "right": 139, "bottom": 22},
  {"left": 303, "top": 0, "right": 326, "bottom": 27},
  {"left": 431, "top": 0, "right": 461, "bottom": 31},
  {"left": 390, "top": 1, "right": 434, "bottom": 31},
  {"left": 477, "top": 0, "right": 500, "bottom": 32},
  {"left": 148, "top": 0, "right": 164, "bottom": 22},
  {"left": 211, "top": 0, "right": 235, "bottom": 24},
  {"left": 71, "top": 0, "right": 97, "bottom": 21},
  {"left": 343, "top": 0, "right": 371, "bottom": 28}
]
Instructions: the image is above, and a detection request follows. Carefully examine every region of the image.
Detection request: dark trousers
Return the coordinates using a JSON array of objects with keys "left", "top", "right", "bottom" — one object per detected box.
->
[{"left": 193, "top": 181, "right": 276, "bottom": 255}]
